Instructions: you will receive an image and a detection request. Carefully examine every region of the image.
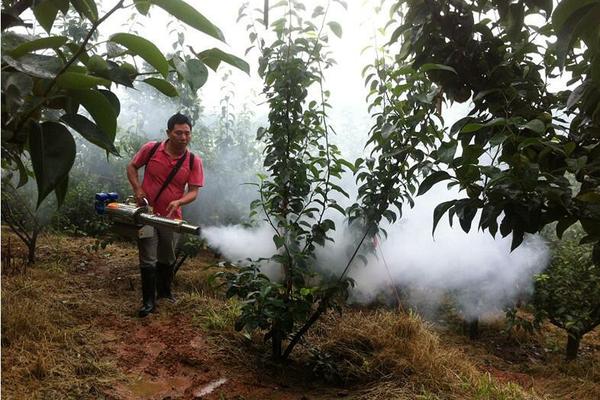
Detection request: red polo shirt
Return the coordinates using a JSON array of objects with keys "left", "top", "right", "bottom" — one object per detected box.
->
[{"left": 132, "top": 141, "right": 204, "bottom": 219}]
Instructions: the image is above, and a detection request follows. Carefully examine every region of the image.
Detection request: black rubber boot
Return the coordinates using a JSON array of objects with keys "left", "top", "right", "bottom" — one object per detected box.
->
[
  {"left": 156, "top": 262, "right": 175, "bottom": 302},
  {"left": 138, "top": 266, "right": 156, "bottom": 317}
]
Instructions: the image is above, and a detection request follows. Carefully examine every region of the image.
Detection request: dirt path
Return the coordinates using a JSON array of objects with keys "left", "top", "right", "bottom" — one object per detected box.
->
[{"left": 74, "top": 243, "right": 314, "bottom": 400}]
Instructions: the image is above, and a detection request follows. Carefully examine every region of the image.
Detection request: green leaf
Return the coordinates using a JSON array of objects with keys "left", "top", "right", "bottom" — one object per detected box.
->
[
  {"left": 134, "top": 0, "right": 151, "bottom": 15},
  {"left": 70, "top": 0, "right": 98, "bottom": 21},
  {"left": 566, "top": 82, "right": 587, "bottom": 109},
  {"left": 109, "top": 33, "right": 169, "bottom": 77},
  {"left": 327, "top": 21, "right": 343, "bottom": 38},
  {"left": 556, "top": 217, "right": 578, "bottom": 238},
  {"left": 432, "top": 200, "right": 456, "bottom": 235},
  {"left": 552, "top": 0, "right": 598, "bottom": 31},
  {"left": 419, "top": 63, "right": 457, "bottom": 74},
  {"left": 437, "top": 140, "right": 458, "bottom": 163},
  {"left": 28, "top": 121, "right": 76, "bottom": 207},
  {"left": 70, "top": 89, "right": 117, "bottom": 142},
  {"left": 523, "top": 119, "right": 546, "bottom": 134},
  {"left": 86, "top": 55, "right": 109, "bottom": 73},
  {"left": 2, "top": 54, "right": 61, "bottom": 79},
  {"left": 554, "top": 3, "right": 599, "bottom": 69},
  {"left": 3, "top": 72, "right": 33, "bottom": 96},
  {"left": 33, "top": 0, "right": 59, "bottom": 33},
  {"left": 142, "top": 77, "right": 178, "bottom": 97},
  {"left": 195, "top": 48, "right": 250, "bottom": 75},
  {"left": 150, "top": 0, "right": 225, "bottom": 42},
  {"left": 51, "top": 0, "right": 70, "bottom": 14},
  {"left": 56, "top": 72, "right": 110, "bottom": 89},
  {"left": 592, "top": 56, "right": 600, "bottom": 87},
  {"left": 98, "top": 89, "right": 120, "bottom": 116},
  {"left": 54, "top": 174, "right": 69, "bottom": 207},
  {"left": 60, "top": 113, "right": 119, "bottom": 155},
  {"left": 9, "top": 36, "right": 68, "bottom": 58},
  {"left": 461, "top": 123, "right": 484, "bottom": 133},
  {"left": 417, "top": 171, "right": 452, "bottom": 196},
  {"left": 173, "top": 57, "right": 208, "bottom": 91},
  {"left": 575, "top": 191, "right": 600, "bottom": 203}
]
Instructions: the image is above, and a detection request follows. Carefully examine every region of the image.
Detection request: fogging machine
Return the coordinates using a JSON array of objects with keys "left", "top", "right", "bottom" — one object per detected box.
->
[{"left": 95, "top": 192, "right": 201, "bottom": 239}]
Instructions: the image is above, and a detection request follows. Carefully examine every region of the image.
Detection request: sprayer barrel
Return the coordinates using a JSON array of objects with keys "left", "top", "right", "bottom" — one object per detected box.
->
[
  {"left": 137, "top": 213, "right": 201, "bottom": 235},
  {"left": 102, "top": 201, "right": 201, "bottom": 235}
]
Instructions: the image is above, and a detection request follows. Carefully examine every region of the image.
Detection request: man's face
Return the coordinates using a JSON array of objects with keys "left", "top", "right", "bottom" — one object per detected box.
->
[{"left": 167, "top": 123, "right": 192, "bottom": 147}]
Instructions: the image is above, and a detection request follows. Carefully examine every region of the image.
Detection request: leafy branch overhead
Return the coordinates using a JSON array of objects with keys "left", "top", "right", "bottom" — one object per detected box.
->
[
  {"left": 1, "top": 0, "right": 249, "bottom": 206},
  {"left": 359, "top": 0, "right": 600, "bottom": 263}
]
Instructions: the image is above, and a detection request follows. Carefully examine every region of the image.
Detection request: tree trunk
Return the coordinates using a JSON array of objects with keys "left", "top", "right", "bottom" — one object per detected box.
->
[
  {"left": 463, "top": 318, "right": 479, "bottom": 340},
  {"left": 271, "top": 326, "right": 282, "bottom": 361},
  {"left": 27, "top": 231, "right": 38, "bottom": 264},
  {"left": 566, "top": 332, "right": 581, "bottom": 361}
]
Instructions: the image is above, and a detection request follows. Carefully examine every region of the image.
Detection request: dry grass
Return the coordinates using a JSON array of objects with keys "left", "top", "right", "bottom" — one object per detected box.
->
[
  {"left": 2, "top": 269, "right": 121, "bottom": 399},
  {"left": 434, "top": 310, "right": 600, "bottom": 400},
  {"left": 303, "top": 309, "right": 539, "bottom": 399},
  {"left": 3, "top": 230, "right": 599, "bottom": 400}
]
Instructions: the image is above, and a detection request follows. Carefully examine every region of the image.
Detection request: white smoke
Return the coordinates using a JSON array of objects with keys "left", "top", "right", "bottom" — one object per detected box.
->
[
  {"left": 346, "top": 185, "right": 550, "bottom": 319},
  {"left": 201, "top": 182, "right": 550, "bottom": 320}
]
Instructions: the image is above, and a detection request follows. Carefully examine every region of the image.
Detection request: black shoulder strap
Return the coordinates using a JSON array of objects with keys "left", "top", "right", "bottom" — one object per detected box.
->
[
  {"left": 143, "top": 141, "right": 161, "bottom": 166},
  {"left": 154, "top": 151, "right": 189, "bottom": 203},
  {"left": 189, "top": 153, "right": 195, "bottom": 171}
]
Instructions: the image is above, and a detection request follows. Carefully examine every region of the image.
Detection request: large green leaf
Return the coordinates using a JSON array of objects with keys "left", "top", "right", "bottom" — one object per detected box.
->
[
  {"left": 3, "top": 72, "right": 34, "bottom": 96},
  {"left": 98, "top": 89, "right": 120, "bottom": 116},
  {"left": 417, "top": 171, "right": 452, "bottom": 196},
  {"left": 327, "top": 21, "right": 343, "bottom": 38},
  {"left": 195, "top": 48, "right": 250, "bottom": 75},
  {"left": 419, "top": 63, "right": 457, "bottom": 74},
  {"left": 95, "top": 61, "right": 136, "bottom": 87},
  {"left": 54, "top": 174, "right": 69, "bottom": 207},
  {"left": 70, "top": 89, "right": 117, "bottom": 141},
  {"left": 2, "top": 54, "right": 61, "bottom": 78},
  {"left": 432, "top": 200, "right": 456, "bottom": 235},
  {"left": 70, "top": 0, "right": 98, "bottom": 22},
  {"left": 552, "top": 0, "right": 599, "bottom": 31},
  {"left": 173, "top": 57, "right": 208, "bottom": 91},
  {"left": 134, "top": 0, "right": 151, "bottom": 15},
  {"left": 523, "top": 118, "right": 545, "bottom": 134},
  {"left": 142, "top": 77, "right": 178, "bottom": 97},
  {"left": 33, "top": 0, "right": 59, "bottom": 33},
  {"left": 592, "top": 57, "right": 600, "bottom": 87},
  {"left": 51, "top": 0, "right": 70, "bottom": 14},
  {"left": 28, "top": 121, "right": 76, "bottom": 207},
  {"left": 60, "top": 113, "right": 119, "bottom": 155},
  {"left": 109, "top": 33, "right": 169, "bottom": 77},
  {"left": 9, "top": 36, "right": 68, "bottom": 58},
  {"left": 150, "top": 0, "right": 225, "bottom": 42},
  {"left": 86, "top": 55, "right": 109, "bottom": 73},
  {"left": 56, "top": 72, "right": 110, "bottom": 89},
  {"left": 437, "top": 140, "right": 458, "bottom": 163},
  {"left": 554, "top": 3, "right": 600, "bottom": 69}
]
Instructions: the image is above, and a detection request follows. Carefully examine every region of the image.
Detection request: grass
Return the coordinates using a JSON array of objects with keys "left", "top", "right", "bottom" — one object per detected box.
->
[
  {"left": 2, "top": 268, "right": 121, "bottom": 399},
  {"left": 2, "top": 230, "right": 599, "bottom": 399},
  {"left": 300, "top": 309, "right": 540, "bottom": 399}
]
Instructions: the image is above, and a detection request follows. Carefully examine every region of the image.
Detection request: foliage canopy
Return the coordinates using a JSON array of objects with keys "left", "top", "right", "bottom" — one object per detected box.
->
[
  {"left": 358, "top": 0, "right": 600, "bottom": 264},
  {"left": 1, "top": 0, "right": 248, "bottom": 206}
]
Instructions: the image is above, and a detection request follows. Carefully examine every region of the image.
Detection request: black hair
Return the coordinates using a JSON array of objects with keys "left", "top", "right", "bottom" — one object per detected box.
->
[{"left": 167, "top": 112, "right": 193, "bottom": 130}]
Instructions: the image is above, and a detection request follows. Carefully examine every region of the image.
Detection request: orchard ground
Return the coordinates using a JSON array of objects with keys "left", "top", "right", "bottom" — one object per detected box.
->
[{"left": 2, "top": 230, "right": 599, "bottom": 399}]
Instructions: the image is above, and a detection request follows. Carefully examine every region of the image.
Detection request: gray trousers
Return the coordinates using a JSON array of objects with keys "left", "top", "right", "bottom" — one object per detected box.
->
[{"left": 138, "top": 226, "right": 180, "bottom": 268}]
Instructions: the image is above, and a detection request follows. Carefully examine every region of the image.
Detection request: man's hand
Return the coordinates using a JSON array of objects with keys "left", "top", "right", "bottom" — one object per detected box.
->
[
  {"left": 135, "top": 188, "right": 148, "bottom": 206},
  {"left": 166, "top": 199, "right": 182, "bottom": 218}
]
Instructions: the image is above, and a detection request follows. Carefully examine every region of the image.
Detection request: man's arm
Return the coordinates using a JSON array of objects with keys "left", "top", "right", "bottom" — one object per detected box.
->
[
  {"left": 127, "top": 161, "right": 147, "bottom": 205},
  {"left": 166, "top": 185, "right": 199, "bottom": 218}
]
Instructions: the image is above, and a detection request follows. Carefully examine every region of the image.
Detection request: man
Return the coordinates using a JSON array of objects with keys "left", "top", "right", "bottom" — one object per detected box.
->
[{"left": 127, "top": 113, "right": 204, "bottom": 317}]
